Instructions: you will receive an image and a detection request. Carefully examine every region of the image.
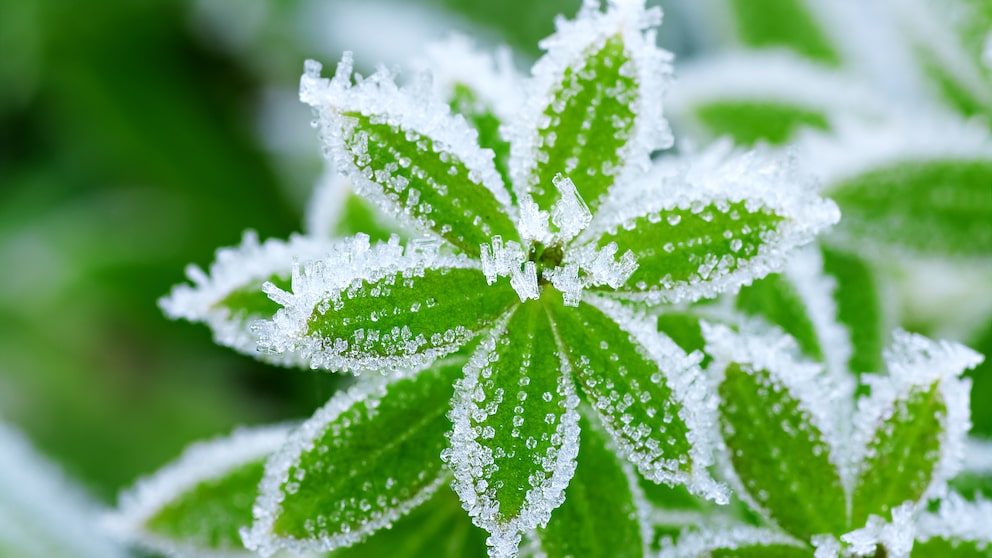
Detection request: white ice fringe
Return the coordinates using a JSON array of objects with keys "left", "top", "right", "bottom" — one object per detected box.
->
[
  {"left": 587, "top": 296, "right": 729, "bottom": 503},
  {"left": 254, "top": 233, "right": 480, "bottom": 373},
  {"left": 840, "top": 501, "right": 917, "bottom": 558},
  {"left": 702, "top": 322, "right": 855, "bottom": 491},
  {"left": 108, "top": 424, "right": 292, "bottom": 558},
  {"left": 508, "top": 0, "right": 673, "bottom": 205},
  {"left": 915, "top": 492, "right": 992, "bottom": 546},
  {"left": 413, "top": 33, "right": 524, "bottom": 124},
  {"left": 243, "top": 372, "right": 444, "bottom": 557},
  {"left": 658, "top": 524, "right": 802, "bottom": 558},
  {"left": 159, "top": 231, "right": 341, "bottom": 365},
  {"left": 585, "top": 140, "right": 840, "bottom": 305},
  {"left": 300, "top": 54, "right": 515, "bottom": 240},
  {"left": 851, "top": 331, "right": 983, "bottom": 502}
]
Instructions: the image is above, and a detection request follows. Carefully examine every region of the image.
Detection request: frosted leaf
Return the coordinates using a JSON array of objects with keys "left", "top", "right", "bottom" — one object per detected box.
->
[
  {"left": 243, "top": 359, "right": 462, "bottom": 557},
  {"left": 985, "top": 31, "right": 992, "bottom": 68},
  {"left": 550, "top": 295, "right": 727, "bottom": 503},
  {"left": 109, "top": 424, "right": 291, "bottom": 558},
  {"left": 159, "top": 230, "right": 342, "bottom": 366},
  {"left": 658, "top": 524, "right": 805, "bottom": 558},
  {"left": 0, "top": 422, "right": 129, "bottom": 558},
  {"left": 304, "top": 167, "right": 405, "bottom": 241},
  {"left": 850, "top": 331, "right": 983, "bottom": 524},
  {"left": 582, "top": 141, "right": 839, "bottom": 305},
  {"left": 667, "top": 51, "right": 885, "bottom": 145},
  {"left": 537, "top": 415, "right": 649, "bottom": 558},
  {"left": 300, "top": 55, "right": 518, "bottom": 256},
  {"left": 840, "top": 501, "right": 916, "bottom": 558},
  {"left": 915, "top": 492, "right": 992, "bottom": 549},
  {"left": 549, "top": 174, "right": 592, "bottom": 244},
  {"left": 706, "top": 324, "right": 849, "bottom": 540},
  {"left": 255, "top": 235, "right": 517, "bottom": 372},
  {"left": 819, "top": 245, "right": 887, "bottom": 376},
  {"left": 964, "top": 437, "right": 992, "bottom": 474},
  {"left": 509, "top": 0, "right": 673, "bottom": 213},
  {"left": 799, "top": 113, "right": 992, "bottom": 255},
  {"left": 445, "top": 302, "right": 580, "bottom": 558}
]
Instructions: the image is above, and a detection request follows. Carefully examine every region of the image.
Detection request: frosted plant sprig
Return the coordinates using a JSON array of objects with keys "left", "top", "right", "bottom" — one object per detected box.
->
[
  {"left": 670, "top": 324, "right": 984, "bottom": 558},
  {"left": 234, "top": 0, "right": 841, "bottom": 556}
]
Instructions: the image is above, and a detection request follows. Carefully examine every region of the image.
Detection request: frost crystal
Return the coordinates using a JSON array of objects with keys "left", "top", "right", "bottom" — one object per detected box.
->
[
  {"left": 916, "top": 492, "right": 992, "bottom": 545},
  {"left": 840, "top": 501, "right": 917, "bottom": 558}
]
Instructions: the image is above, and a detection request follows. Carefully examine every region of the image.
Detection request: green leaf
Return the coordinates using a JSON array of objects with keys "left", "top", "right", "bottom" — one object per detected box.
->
[
  {"left": 825, "top": 159, "right": 992, "bottom": 256},
  {"left": 449, "top": 83, "right": 513, "bottom": 201},
  {"left": 727, "top": 0, "right": 841, "bottom": 65},
  {"left": 718, "top": 362, "right": 847, "bottom": 540},
  {"left": 446, "top": 299, "right": 580, "bottom": 555},
  {"left": 301, "top": 56, "right": 519, "bottom": 257},
  {"left": 260, "top": 243, "right": 518, "bottom": 371},
  {"left": 245, "top": 359, "right": 464, "bottom": 555},
  {"left": 912, "top": 538, "right": 992, "bottom": 558},
  {"left": 662, "top": 525, "right": 811, "bottom": 558},
  {"left": 820, "top": 245, "right": 885, "bottom": 376},
  {"left": 112, "top": 425, "right": 290, "bottom": 557},
  {"left": 851, "top": 381, "right": 947, "bottom": 527},
  {"left": 333, "top": 190, "right": 403, "bottom": 243},
  {"left": 581, "top": 148, "right": 839, "bottom": 304},
  {"left": 656, "top": 312, "right": 709, "bottom": 367},
  {"left": 965, "top": 317, "right": 992, "bottom": 437},
  {"left": 711, "top": 546, "right": 814, "bottom": 558},
  {"left": 914, "top": 492, "right": 992, "bottom": 557},
  {"left": 306, "top": 172, "right": 404, "bottom": 243},
  {"left": 539, "top": 414, "right": 645, "bottom": 558},
  {"left": 330, "top": 487, "right": 488, "bottom": 558},
  {"left": 736, "top": 273, "right": 823, "bottom": 361},
  {"left": 694, "top": 100, "right": 830, "bottom": 146},
  {"left": 548, "top": 296, "right": 723, "bottom": 500},
  {"left": 517, "top": 2, "right": 671, "bottom": 213}
]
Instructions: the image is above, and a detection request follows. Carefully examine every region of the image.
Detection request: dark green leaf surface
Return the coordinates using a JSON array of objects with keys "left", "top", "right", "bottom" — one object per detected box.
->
[
  {"left": 341, "top": 112, "right": 518, "bottom": 256},
  {"left": 827, "top": 160, "right": 992, "bottom": 256},
  {"left": 146, "top": 460, "right": 264, "bottom": 552},
  {"left": 529, "top": 34, "right": 638, "bottom": 213},
  {"left": 449, "top": 83, "right": 513, "bottom": 201},
  {"left": 820, "top": 245, "right": 884, "bottom": 375},
  {"left": 656, "top": 312, "right": 709, "bottom": 366},
  {"left": 215, "top": 273, "right": 291, "bottom": 320},
  {"left": 694, "top": 100, "right": 830, "bottom": 146},
  {"left": 719, "top": 363, "right": 847, "bottom": 539},
  {"left": 728, "top": 0, "right": 841, "bottom": 65},
  {"left": 736, "top": 273, "right": 823, "bottom": 361},
  {"left": 592, "top": 201, "right": 784, "bottom": 298},
  {"left": 305, "top": 266, "right": 516, "bottom": 369},
  {"left": 912, "top": 537, "right": 992, "bottom": 557},
  {"left": 263, "top": 359, "right": 463, "bottom": 548},
  {"left": 851, "top": 382, "right": 946, "bottom": 527},
  {"left": 712, "top": 545, "right": 813, "bottom": 558},
  {"left": 540, "top": 416, "right": 644, "bottom": 558},
  {"left": 550, "top": 298, "right": 697, "bottom": 487},
  {"left": 333, "top": 191, "right": 401, "bottom": 243},
  {"left": 966, "top": 317, "right": 992, "bottom": 437}
]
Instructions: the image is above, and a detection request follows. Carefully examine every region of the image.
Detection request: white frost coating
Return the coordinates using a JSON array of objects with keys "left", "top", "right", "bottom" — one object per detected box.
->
[
  {"left": 851, "top": 331, "right": 983, "bottom": 501},
  {"left": 799, "top": 108, "right": 992, "bottom": 189},
  {"left": 255, "top": 233, "right": 482, "bottom": 373},
  {"left": 108, "top": 424, "right": 292, "bottom": 558},
  {"left": 300, "top": 54, "right": 515, "bottom": 242},
  {"left": 585, "top": 296, "right": 728, "bottom": 503},
  {"left": 702, "top": 323, "right": 854, "bottom": 488},
  {"left": 841, "top": 501, "right": 916, "bottom": 558},
  {"left": 812, "top": 534, "right": 842, "bottom": 558},
  {"left": 584, "top": 140, "right": 840, "bottom": 305},
  {"left": 414, "top": 33, "right": 524, "bottom": 124},
  {"left": 159, "top": 230, "right": 340, "bottom": 366},
  {"left": 668, "top": 50, "right": 886, "bottom": 135},
  {"left": 445, "top": 312, "right": 581, "bottom": 558},
  {"left": 508, "top": 0, "right": 673, "bottom": 206},
  {"left": 0, "top": 422, "right": 129, "bottom": 558},
  {"left": 984, "top": 31, "right": 992, "bottom": 69},
  {"left": 658, "top": 524, "right": 801, "bottom": 558},
  {"left": 916, "top": 492, "right": 992, "bottom": 545},
  {"left": 242, "top": 372, "right": 444, "bottom": 556},
  {"left": 964, "top": 437, "right": 992, "bottom": 474},
  {"left": 781, "top": 246, "right": 856, "bottom": 401},
  {"left": 550, "top": 175, "right": 592, "bottom": 243}
]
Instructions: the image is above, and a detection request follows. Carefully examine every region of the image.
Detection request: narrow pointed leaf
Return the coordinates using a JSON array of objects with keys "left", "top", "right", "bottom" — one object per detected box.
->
[
  {"left": 726, "top": 0, "right": 840, "bottom": 65},
  {"left": 512, "top": 0, "right": 672, "bottom": 213},
  {"left": 446, "top": 300, "right": 580, "bottom": 558},
  {"left": 821, "top": 245, "right": 885, "bottom": 376},
  {"left": 580, "top": 144, "right": 839, "bottom": 304},
  {"left": 659, "top": 525, "right": 809, "bottom": 558},
  {"left": 736, "top": 273, "right": 823, "bottom": 361},
  {"left": 330, "top": 487, "right": 488, "bottom": 558},
  {"left": 244, "top": 359, "right": 464, "bottom": 556},
  {"left": 696, "top": 101, "right": 829, "bottom": 146},
  {"left": 110, "top": 425, "right": 290, "bottom": 557},
  {"left": 538, "top": 415, "right": 646, "bottom": 558},
  {"left": 305, "top": 170, "right": 404, "bottom": 242},
  {"left": 656, "top": 312, "right": 709, "bottom": 366},
  {"left": 851, "top": 332, "right": 982, "bottom": 527},
  {"left": 914, "top": 493, "right": 992, "bottom": 558},
  {"left": 159, "top": 231, "right": 339, "bottom": 365},
  {"left": 257, "top": 237, "right": 516, "bottom": 372},
  {"left": 549, "top": 295, "right": 724, "bottom": 501},
  {"left": 966, "top": 317, "right": 992, "bottom": 436},
  {"left": 301, "top": 56, "right": 518, "bottom": 256},
  {"left": 706, "top": 325, "right": 848, "bottom": 540}
]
